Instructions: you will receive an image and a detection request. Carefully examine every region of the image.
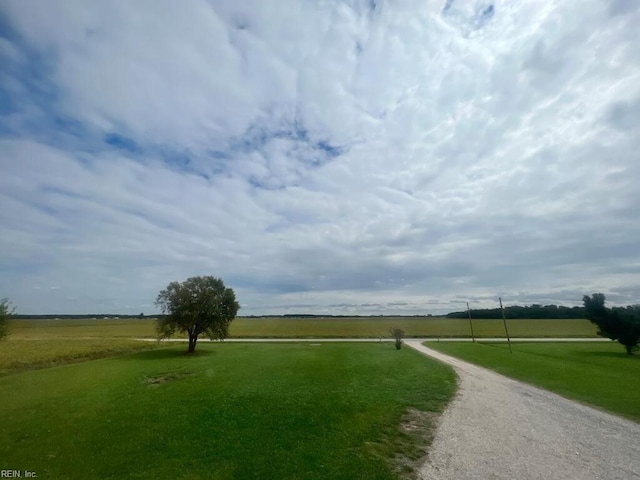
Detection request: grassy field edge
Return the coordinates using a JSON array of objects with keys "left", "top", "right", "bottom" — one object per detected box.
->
[{"left": 0, "top": 338, "right": 161, "bottom": 377}]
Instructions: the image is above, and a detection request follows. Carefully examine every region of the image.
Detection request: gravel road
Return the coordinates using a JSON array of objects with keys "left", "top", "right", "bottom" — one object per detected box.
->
[{"left": 405, "top": 341, "right": 640, "bottom": 480}]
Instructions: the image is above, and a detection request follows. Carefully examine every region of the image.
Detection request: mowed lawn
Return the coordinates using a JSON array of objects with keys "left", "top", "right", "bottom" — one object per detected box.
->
[
  {"left": 0, "top": 343, "right": 456, "bottom": 480},
  {"left": 427, "top": 342, "right": 640, "bottom": 421}
]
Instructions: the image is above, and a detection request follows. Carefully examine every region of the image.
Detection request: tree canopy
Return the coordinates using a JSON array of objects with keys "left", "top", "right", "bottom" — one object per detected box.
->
[
  {"left": 583, "top": 293, "right": 640, "bottom": 355},
  {"left": 447, "top": 304, "right": 586, "bottom": 319},
  {"left": 155, "top": 276, "right": 240, "bottom": 353}
]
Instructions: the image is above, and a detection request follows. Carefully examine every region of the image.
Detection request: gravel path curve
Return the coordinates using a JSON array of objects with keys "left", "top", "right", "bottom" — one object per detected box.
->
[{"left": 405, "top": 341, "right": 640, "bottom": 480}]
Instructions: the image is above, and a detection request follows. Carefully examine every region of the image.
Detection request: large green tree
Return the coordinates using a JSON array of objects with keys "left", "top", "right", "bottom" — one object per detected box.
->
[
  {"left": 0, "top": 298, "right": 15, "bottom": 341},
  {"left": 583, "top": 293, "right": 640, "bottom": 355},
  {"left": 155, "top": 276, "right": 240, "bottom": 353}
]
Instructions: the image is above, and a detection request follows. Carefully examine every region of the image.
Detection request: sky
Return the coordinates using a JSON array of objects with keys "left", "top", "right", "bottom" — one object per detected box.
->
[{"left": 1, "top": 0, "right": 639, "bottom": 316}]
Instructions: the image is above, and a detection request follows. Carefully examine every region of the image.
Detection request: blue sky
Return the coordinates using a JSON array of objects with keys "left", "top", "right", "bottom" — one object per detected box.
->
[{"left": 1, "top": 0, "right": 639, "bottom": 315}]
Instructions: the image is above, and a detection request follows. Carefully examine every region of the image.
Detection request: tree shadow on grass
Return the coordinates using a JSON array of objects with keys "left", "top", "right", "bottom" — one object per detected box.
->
[
  {"left": 574, "top": 350, "right": 638, "bottom": 360},
  {"left": 118, "top": 346, "right": 218, "bottom": 361}
]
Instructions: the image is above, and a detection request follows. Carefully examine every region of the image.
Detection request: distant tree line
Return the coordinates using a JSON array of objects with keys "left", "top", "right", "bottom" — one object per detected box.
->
[
  {"left": 15, "top": 308, "right": 591, "bottom": 320},
  {"left": 447, "top": 304, "right": 586, "bottom": 319},
  {"left": 12, "top": 314, "right": 156, "bottom": 319},
  {"left": 246, "top": 314, "right": 429, "bottom": 318}
]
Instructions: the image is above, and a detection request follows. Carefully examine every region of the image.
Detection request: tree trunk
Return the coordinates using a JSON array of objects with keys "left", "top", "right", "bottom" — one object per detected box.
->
[{"left": 188, "top": 333, "right": 198, "bottom": 353}]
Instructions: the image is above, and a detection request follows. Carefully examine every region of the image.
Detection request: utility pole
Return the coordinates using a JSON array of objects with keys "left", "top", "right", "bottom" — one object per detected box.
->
[
  {"left": 467, "top": 302, "right": 475, "bottom": 343},
  {"left": 499, "top": 297, "right": 512, "bottom": 353}
]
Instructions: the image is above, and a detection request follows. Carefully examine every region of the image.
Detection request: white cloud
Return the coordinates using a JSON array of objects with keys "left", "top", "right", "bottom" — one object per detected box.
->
[{"left": 1, "top": 0, "right": 639, "bottom": 314}]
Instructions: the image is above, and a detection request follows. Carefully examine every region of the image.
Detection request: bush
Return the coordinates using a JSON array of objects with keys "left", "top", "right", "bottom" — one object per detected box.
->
[
  {"left": 389, "top": 328, "right": 405, "bottom": 350},
  {"left": 0, "top": 298, "right": 15, "bottom": 341}
]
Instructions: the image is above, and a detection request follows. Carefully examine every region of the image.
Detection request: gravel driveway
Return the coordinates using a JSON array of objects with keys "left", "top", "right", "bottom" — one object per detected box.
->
[{"left": 405, "top": 341, "right": 640, "bottom": 480}]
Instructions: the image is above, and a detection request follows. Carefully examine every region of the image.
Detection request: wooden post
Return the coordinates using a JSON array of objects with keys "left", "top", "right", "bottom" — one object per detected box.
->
[
  {"left": 467, "top": 302, "right": 475, "bottom": 343},
  {"left": 499, "top": 297, "right": 512, "bottom": 353}
]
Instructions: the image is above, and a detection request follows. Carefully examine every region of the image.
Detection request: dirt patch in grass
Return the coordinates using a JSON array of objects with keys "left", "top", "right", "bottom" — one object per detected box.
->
[
  {"left": 393, "top": 408, "right": 442, "bottom": 479},
  {"left": 142, "top": 371, "right": 194, "bottom": 387}
]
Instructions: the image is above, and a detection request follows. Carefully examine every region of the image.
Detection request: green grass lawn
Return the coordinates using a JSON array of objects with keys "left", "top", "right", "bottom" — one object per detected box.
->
[
  {"left": 0, "top": 343, "right": 456, "bottom": 480},
  {"left": 427, "top": 341, "right": 640, "bottom": 421}
]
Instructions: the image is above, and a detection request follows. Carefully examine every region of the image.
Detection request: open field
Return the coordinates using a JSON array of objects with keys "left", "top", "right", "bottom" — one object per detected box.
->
[
  {"left": 2, "top": 317, "right": 596, "bottom": 376},
  {"left": 9, "top": 318, "right": 157, "bottom": 339},
  {"left": 427, "top": 342, "right": 640, "bottom": 421},
  {"left": 0, "top": 343, "right": 456, "bottom": 480},
  {"left": 231, "top": 317, "right": 597, "bottom": 338},
  {"left": 3, "top": 318, "right": 161, "bottom": 376},
  {"left": 0, "top": 338, "right": 158, "bottom": 376},
  {"left": 10, "top": 316, "right": 598, "bottom": 339}
]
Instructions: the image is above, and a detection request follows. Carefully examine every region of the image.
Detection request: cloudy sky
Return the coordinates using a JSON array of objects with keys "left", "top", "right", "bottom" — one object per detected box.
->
[{"left": 1, "top": 0, "right": 639, "bottom": 315}]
